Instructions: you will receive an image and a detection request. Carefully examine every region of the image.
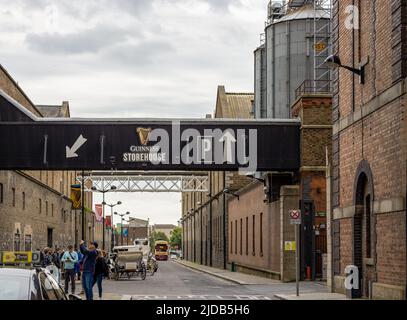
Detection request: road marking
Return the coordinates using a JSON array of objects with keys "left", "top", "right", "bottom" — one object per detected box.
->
[{"left": 129, "top": 295, "right": 273, "bottom": 300}]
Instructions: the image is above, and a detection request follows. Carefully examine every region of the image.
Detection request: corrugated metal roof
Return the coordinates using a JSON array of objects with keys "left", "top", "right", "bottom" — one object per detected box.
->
[
  {"left": 36, "top": 102, "right": 70, "bottom": 118},
  {"left": 215, "top": 86, "right": 254, "bottom": 119}
]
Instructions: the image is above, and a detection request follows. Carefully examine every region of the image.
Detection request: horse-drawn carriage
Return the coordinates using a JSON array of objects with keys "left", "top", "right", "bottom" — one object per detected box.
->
[{"left": 110, "top": 247, "right": 146, "bottom": 281}]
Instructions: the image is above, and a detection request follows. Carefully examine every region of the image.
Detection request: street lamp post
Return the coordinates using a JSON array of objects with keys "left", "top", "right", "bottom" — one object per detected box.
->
[
  {"left": 91, "top": 185, "right": 117, "bottom": 251},
  {"left": 114, "top": 211, "right": 130, "bottom": 246},
  {"left": 103, "top": 201, "right": 122, "bottom": 250}
]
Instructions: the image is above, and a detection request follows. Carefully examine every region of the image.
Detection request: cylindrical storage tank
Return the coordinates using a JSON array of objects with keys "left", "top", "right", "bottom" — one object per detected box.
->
[
  {"left": 265, "top": 5, "right": 330, "bottom": 119},
  {"left": 254, "top": 44, "right": 267, "bottom": 119}
]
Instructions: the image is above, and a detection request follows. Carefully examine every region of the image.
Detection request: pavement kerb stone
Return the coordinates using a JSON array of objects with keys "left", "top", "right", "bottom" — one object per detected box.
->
[{"left": 173, "top": 260, "right": 260, "bottom": 285}]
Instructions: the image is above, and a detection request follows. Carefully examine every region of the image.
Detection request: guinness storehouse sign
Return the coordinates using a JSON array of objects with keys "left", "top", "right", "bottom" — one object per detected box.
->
[{"left": 0, "top": 92, "right": 300, "bottom": 171}]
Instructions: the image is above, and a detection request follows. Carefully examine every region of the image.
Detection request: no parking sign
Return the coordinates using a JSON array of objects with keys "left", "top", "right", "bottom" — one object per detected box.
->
[{"left": 290, "top": 210, "right": 301, "bottom": 225}]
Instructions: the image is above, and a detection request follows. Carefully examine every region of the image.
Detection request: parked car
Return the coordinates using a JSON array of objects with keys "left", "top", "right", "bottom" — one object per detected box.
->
[{"left": 0, "top": 267, "right": 81, "bottom": 300}]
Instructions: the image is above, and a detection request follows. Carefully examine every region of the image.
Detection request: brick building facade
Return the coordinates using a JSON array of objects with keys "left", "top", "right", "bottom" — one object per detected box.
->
[
  {"left": 331, "top": 0, "right": 407, "bottom": 299},
  {"left": 228, "top": 92, "right": 332, "bottom": 281},
  {"left": 0, "top": 64, "right": 94, "bottom": 251},
  {"left": 181, "top": 86, "right": 253, "bottom": 269}
]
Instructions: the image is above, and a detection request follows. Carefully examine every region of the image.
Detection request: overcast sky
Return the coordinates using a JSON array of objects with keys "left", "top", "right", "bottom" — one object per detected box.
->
[{"left": 0, "top": 0, "right": 267, "bottom": 225}]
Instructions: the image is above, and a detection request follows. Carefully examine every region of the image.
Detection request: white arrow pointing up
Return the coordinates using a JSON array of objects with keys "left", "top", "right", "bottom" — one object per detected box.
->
[
  {"left": 66, "top": 134, "right": 88, "bottom": 158},
  {"left": 219, "top": 131, "right": 236, "bottom": 164}
]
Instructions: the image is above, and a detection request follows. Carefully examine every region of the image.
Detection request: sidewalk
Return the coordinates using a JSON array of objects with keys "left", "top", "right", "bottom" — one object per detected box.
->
[
  {"left": 175, "top": 259, "right": 348, "bottom": 300},
  {"left": 174, "top": 259, "right": 280, "bottom": 285},
  {"left": 274, "top": 293, "right": 348, "bottom": 300}
]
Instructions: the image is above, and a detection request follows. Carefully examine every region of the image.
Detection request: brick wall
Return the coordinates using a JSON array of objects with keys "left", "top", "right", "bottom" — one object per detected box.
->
[{"left": 332, "top": 0, "right": 407, "bottom": 299}]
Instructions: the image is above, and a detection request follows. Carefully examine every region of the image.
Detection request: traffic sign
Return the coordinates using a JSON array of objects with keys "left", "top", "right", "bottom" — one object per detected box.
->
[{"left": 290, "top": 209, "right": 301, "bottom": 225}]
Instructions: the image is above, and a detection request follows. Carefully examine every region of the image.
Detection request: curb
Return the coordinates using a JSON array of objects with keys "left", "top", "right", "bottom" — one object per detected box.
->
[{"left": 173, "top": 260, "right": 247, "bottom": 285}]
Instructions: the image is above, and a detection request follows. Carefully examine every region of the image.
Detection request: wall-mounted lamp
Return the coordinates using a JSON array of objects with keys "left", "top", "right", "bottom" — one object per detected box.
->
[
  {"left": 325, "top": 55, "right": 365, "bottom": 84},
  {"left": 223, "top": 188, "right": 239, "bottom": 200}
]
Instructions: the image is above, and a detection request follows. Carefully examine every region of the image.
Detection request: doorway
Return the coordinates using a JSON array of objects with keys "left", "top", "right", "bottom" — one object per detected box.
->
[
  {"left": 47, "top": 228, "right": 53, "bottom": 248},
  {"left": 353, "top": 161, "right": 376, "bottom": 298}
]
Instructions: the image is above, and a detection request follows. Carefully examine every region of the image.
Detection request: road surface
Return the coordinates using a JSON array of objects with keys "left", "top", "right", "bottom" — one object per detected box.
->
[{"left": 98, "top": 260, "right": 327, "bottom": 300}]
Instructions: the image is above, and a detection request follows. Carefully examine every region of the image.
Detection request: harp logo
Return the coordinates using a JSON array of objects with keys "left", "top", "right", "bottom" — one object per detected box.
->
[{"left": 136, "top": 127, "right": 152, "bottom": 146}]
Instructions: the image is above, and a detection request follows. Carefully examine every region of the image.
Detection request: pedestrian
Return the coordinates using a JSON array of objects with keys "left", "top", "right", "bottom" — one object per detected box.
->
[
  {"left": 92, "top": 250, "right": 109, "bottom": 300},
  {"left": 79, "top": 240, "right": 98, "bottom": 300},
  {"left": 75, "top": 248, "right": 83, "bottom": 281},
  {"left": 42, "top": 247, "right": 58, "bottom": 281},
  {"left": 61, "top": 245, "right": 78, "bottom": 294},
  {"left": 52, "top": 247, "right": 62, "bottom": 284}
]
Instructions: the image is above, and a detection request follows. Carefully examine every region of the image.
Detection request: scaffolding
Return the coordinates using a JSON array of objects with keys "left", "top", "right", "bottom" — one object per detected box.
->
[{"left": 313, "top": 0, "right": 332, "bottom": 93}]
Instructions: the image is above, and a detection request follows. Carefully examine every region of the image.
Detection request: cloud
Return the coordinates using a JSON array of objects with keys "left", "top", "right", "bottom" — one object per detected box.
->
[
  {"left": 0, "top": 0, "right": 266, "bottom": 224},
  {"left": 25, "top": 25, "right": 134, "bottom": 54}
]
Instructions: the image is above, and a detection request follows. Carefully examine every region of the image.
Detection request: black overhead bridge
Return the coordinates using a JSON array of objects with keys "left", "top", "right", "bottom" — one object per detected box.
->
[{"left": 0, "top": 90, "right": 300, "bottom": 172}]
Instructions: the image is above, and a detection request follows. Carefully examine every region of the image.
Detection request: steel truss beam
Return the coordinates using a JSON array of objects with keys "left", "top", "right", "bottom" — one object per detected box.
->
[{"left": 77, "top": 174, "right": 209, "bottom": 193}]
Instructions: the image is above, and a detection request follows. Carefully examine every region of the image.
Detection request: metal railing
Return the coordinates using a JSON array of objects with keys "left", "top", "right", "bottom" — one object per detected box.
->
[{"left": 295, "top": 80, "right": 332, "bottom": 100}]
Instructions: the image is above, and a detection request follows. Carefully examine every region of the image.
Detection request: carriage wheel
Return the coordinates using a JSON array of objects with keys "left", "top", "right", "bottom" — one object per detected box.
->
[{"left": 141, "top": 262, "right": 147, "bottom": 280}]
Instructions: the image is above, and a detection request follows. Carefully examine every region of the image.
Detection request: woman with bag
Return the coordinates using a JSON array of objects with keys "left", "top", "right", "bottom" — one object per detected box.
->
[{"left": 92, "top": 250, "right": 109, "bottom": 300}]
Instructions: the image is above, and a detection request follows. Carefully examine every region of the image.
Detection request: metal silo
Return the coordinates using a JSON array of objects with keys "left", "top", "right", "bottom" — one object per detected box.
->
[{"left": 264, "top": 1, "right": 330, "bottom": 119}]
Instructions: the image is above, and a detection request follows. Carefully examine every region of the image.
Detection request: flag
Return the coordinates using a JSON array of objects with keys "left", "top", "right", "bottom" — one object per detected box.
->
[
  {"left": 94, "top": 204, "right": 103, "bottom": 222},
  {"left": 105, "top": 216, "right": 112, "bottom": 229},
  {"left": 70, "top": 184, "right": 82, "bottom": 209}
]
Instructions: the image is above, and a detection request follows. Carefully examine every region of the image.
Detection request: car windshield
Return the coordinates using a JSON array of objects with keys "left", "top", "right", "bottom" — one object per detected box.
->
[{"left": 0, "top": 276, "right": 29, "bottom": 300}]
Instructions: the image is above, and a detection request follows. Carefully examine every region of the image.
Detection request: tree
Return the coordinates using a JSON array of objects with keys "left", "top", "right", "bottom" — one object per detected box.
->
[
  {"left": 149, "top": 231, "right": 169, "bottom": 250},
  {"left": 169, "top": 227, "right": 182, "bottom": 250}
]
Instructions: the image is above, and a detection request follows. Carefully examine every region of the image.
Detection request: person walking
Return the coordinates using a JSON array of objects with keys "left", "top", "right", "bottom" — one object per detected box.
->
[
  {"left": 61, "top": 245, "right": 78, "bottom": 294},
  {"left": 92, "top": 250, "right": 109, "bottom": 300},
  {"left": 42, "top": 248, "right": 57, "bottom": 281},
  {"left": 75, "top": 248, "right": 83, "bottom": 281},
  {"left": 79, "top": 240, "right": 98, "bottom": 300},
  {"left": 52, "top": 247, "right": 62, "bottom": 284}
]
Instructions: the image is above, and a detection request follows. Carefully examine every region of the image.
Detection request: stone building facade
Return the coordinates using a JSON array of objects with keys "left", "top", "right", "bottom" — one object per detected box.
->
[
  {"left": 181, "top": 86, "right": 253, "bottom": 269},
  {"left": 0, "top": 64, "right": 94, "bottom": 251},
  {"left": 331, "top": 0, "right": 407, "bottom": 299}
]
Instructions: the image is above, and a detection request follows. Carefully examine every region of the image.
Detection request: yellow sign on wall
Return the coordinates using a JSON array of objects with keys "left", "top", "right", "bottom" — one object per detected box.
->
[
  {"left": 284, "top": 241, "right": 296, "bottom": 251},
  {"left": 314, "top": 42, "right": 327, "bottom": 52}
]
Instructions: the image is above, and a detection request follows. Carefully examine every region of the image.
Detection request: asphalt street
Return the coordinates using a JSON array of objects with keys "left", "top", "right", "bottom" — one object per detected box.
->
[{"left": 99, "top": 260, "right": 327, "bottom": 300}]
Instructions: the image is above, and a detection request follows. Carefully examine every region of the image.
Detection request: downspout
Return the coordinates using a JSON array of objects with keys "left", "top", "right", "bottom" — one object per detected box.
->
[
  {"left": 223, "top": 172, "right": 227, "bottom": 270},
  {"left": 209, "top": 173, "right": 213, "bottom": 267}
]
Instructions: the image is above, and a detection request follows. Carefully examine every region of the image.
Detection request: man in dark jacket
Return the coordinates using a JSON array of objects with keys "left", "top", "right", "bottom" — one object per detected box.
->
[{"left": 79, "top": 240, "right": 98, "bottom": 300}]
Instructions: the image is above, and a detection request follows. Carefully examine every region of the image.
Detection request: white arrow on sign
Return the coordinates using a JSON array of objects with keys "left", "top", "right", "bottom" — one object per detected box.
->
[
  {"left": 66, "top": 134, "right": 88, "bottom": 158},
  {"left": 219, "top": 131, "right": 236, "bottom": 164}
]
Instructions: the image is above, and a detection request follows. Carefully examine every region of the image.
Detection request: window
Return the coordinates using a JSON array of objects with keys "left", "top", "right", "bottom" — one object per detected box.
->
[
  {"left": 14, "top": 230, "right": 21, "bottom": 251},
  {"left": 252, "top": 215, "right": 255, "bottom": 256},
  {"left": 22, "top": 192, "right": 25, "bottom": 210},
  {"left": 230, "top": 221, "right": 233, "bottom": 254},
  {"left": 51, "top": 204, "right": 54, "bottom": 217},
  {"left": 260, "top": 213, "right": 263, "bottom": 256},
  {"left": 24, "top": 234, "right": 32, "bottom": 251},
  {"left": 12, "top": 188, "right": 15, "bottom": 207},
  {"left": 235, "top": 220, "right": 237, "bottom": 255},
  {"left": 45, "top": 201, "right": 48, "bottom": 216},
  {"left": 240, "top": 218, "right": 243, "bottom": 255},
  {"left": 365, "top": 194, "right": 372, "bottom": 258},
  {"left": 39, "top": 199, "right": 42, "bottom": 214},
  {"left": 0, "top": 183, "right": 3, "bottom": 203},
  {"left": 245, "top": 217, "right": 248, "bottom": 255}
]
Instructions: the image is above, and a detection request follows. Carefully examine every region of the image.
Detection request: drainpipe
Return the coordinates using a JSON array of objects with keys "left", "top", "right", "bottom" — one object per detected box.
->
[
  {"left": 223, "top": 172, "right": 227, "bottom": 270},
  {"left": 209, "top": 173, "right": 213, "bottom": 267}
]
